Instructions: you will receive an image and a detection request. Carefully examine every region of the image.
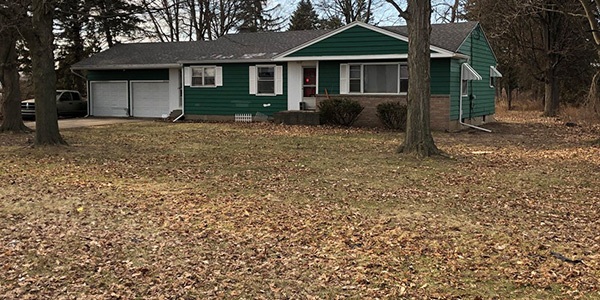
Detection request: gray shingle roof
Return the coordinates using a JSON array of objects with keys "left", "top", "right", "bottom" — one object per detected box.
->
[
  {"left": 384, "top": 21, "right": 479, "bottom": 53},
  {"left": 73, "top": 22, "right": 478, "bottom": 70},
  {"left": 72, "top": 30, "right": 329, "bottom": 69}
]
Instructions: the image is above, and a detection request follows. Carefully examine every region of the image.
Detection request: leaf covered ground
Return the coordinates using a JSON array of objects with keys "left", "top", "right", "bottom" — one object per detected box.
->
[{"left": 0, "top": 111, "right": 599, "bottom": 299}]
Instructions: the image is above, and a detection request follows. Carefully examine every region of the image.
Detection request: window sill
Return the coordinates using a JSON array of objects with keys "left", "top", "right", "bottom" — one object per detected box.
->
[
  {"left": 190, "top": 85, "right": 217, "bottom": 88},
  {"left": 347, "top": 92, "right": 407, "bottom": 96}
]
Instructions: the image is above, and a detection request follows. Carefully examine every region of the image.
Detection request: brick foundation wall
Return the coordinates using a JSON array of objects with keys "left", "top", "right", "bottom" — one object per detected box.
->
[{"left": 315, "top": 94, "right": 451, "bottom": 131}]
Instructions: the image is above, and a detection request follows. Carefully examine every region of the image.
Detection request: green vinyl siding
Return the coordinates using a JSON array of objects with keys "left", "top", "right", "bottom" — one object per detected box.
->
[
  {"left": 288, "top": 25, "right": 410, "bottom": 57},
  {"left": 87, "top": 69, "right": 169, "bottom": 81},
  {"left": 184, "top": 63, "right": 287, "bottom": 116},
  {"left": 431, "top": 59, "right": 451, "bottom": 95},
  {"left": 450, "top": 25, "right": 497, "bottom": 120},
  {"left": 318, "top": 61, "right": 340, "bottom": 94},
  {"left": 449, "top": 59, "right": 462, "bottom": 119}
]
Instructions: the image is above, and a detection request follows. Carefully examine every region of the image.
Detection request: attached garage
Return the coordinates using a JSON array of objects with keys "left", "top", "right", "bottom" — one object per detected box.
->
[
  {"left": 90, "top": 81, "right": 128, "bottom": 117},
  {"left": 84, "top": 69, "right": 179, "bottom": 118},
  {"left": 131, "top": 81, "right": 170, "bottom": 117}
]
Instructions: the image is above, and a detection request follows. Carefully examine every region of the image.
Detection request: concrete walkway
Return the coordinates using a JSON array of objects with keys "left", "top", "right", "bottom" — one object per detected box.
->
[{"left": 25, "top": 118, "right": 147, "bottom": 130}]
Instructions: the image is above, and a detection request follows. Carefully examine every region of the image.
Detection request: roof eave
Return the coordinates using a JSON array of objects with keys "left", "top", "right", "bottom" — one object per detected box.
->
[
  {"left": 275, "top": 53, "right": 457, "bottom": 62},
  {"left": 178, "top": 58, "right": 276, "bottom": 64},
  {"left": 453, "top": 53, "right": 470, "bottom": 60},
  {"left": 71, "top": 63, "right": 181, "bottom": 70}
]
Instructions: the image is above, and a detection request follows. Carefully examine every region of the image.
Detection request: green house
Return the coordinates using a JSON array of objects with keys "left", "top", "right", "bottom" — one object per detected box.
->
[{"left": 72, "top": 21, "right": 501, "bottom": 131}]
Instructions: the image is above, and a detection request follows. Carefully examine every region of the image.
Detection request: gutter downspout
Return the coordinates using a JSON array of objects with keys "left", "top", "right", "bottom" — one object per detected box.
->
[
  {"left": 459, "top": 63, "right": 491, "bottom": 133},
  {"left": 71, "top": 69, "right": 90, "bottom": 118},
  {"left": 173, "top": 65, "right": 185, "bottom": 122}
]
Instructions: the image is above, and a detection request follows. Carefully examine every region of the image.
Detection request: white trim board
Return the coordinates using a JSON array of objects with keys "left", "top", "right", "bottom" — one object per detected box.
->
[{"left": 276, "top": 53, "right": 461, "bottom": 62}]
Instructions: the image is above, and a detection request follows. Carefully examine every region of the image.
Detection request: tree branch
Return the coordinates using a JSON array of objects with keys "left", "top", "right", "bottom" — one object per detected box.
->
[{"left": 384, "top": 0, "right": 409, "bottom": 20}]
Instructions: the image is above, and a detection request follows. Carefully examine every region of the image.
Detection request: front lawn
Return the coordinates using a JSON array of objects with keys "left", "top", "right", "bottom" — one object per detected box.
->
[{"left": 1, "top": 112, "right": 599, "bottom": 299}]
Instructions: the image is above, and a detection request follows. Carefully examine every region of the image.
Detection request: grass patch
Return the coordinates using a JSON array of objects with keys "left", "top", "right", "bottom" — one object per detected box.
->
[{"left": 1, "top": 112, "right": 599, "bottom": 299}]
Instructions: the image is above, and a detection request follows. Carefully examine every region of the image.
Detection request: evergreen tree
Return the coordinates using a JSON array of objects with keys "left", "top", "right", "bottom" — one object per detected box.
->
[
  {"left": 237, "top": 0, "right": 282, "bottom": 32},
  {"left": 319, "top": 16, "right": 343, "bottom": 29},
  {"left": 53, "top": 0, "right": 143, "bottom": 92},
  {"left": 55, "top": 0, "right": 96, "bottom": 92},
  {"left": 87, "top": 0, "right": 145, "bottom": 48},
  {"left": 289, "top": 0, "right": 320, "bottom": 31}
]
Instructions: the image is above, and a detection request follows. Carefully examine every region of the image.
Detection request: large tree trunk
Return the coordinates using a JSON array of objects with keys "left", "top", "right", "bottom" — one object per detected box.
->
[
  {"left": 543, "top": 68, "right": 559, "bottom": 117},
  {"left": 540, "top": 5, "right": 561, "bottom": 117},
  {"left": 506, "top": 84, "right": 513, "bottom": 111},
  {"left": 579, "top": 0, "right": 600, "bottom": 119},
  {"left": 587, "top": 69, "right": 600, "bottom": 116},
  {"left": 24, "top": 0, "right": 66, "bottom": 146},
  {"left": 0, "top": 28, "right": 30, "bottom": 133},
  {"left": 397, "top": 0, "right": 440, "bottom": 157}
]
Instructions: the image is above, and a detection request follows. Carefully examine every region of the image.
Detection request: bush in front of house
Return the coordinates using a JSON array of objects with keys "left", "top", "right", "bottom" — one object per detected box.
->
[
  {"left": 318, "top": 98, "right": 364, "bottom": 126},
  {"left": 376, "top": 101, "right": 407, "bottom": 131}
]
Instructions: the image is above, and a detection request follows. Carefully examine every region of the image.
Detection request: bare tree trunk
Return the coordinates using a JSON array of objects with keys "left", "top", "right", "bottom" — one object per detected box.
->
[
  {"left": 22, "top": 0, "right": 66, "bottom": 146},
  {"left": 386, "top": 0, "right": 440, "bottom": 157},
  {"left": 541, "top": 7, "right": 560, "bottom": 117},
  {"left": 0, "top": 29, "right": 30, "bottom": 133},
  {"left": 588, "top": 70, "right": 600, "bottom": 116},
  {"left": 543, "top": 68, "right": 559, "bottom": 116},
  {"left": 507, "top": 85, "right": 513, "bottom": 111},
  {"left": 450, "top": 0, "right": 460, "bottom": 22},
  {"left": 579, "top": 0, "right": 600, "bottom": 119},
  {"left": 98, "top": 0, "right": 115, "bottom": 48}
]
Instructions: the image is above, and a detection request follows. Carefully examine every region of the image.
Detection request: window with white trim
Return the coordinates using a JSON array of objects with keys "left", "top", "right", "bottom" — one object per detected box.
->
[
  {"left": 342, "top": 63, "right": 407, "bottom": 94},
  {"left": 461, "top": 63, "right": 482, "bottom": 97},
  {"left": 257, "top": 66, "right": 275, "bottom": 94},
  {"left": 249, "top": 65, "right": 283, "bottom": 96},
  {"left": 489, "top": 66, "right": 502, "bottom": 88},
  {"left": 192, "top": 66, "right": 216, "bottom": 87},
  {"left": 399, "top": 65, "right": 408, "bottom": 93},
  {"left": 349, "top": 65, "right": 361, "bottom": 93},
  {"left": 462, "top": 80, "right": 469, "bottom": 96}
]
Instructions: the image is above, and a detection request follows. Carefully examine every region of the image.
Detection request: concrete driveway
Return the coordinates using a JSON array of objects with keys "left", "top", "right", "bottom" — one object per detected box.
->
[{"left": 25, "top": 118, "right": 147, "bottom": 130}]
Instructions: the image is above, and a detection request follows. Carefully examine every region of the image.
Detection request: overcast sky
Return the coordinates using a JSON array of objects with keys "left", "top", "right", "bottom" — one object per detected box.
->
[{"left": 270, "top": 0, "right": 407, "bottom": 28}]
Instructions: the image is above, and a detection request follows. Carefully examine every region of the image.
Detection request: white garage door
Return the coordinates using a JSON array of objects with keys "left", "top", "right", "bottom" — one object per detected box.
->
[
  {"left": 91, "top": 81, "right": 128, "bottom": 117},
  {"left": 131, "top": 81, "right": 170, "bottom": 118}
]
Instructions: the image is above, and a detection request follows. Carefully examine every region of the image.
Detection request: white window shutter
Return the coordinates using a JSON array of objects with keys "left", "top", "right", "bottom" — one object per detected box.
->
[
  {"left": 249, "top": 66, "right": 257, "bottom": 94},
  {"left": 184, "top": 67, "right": 192, "bottom": 87},
  {"left": 340, "top": 64, "right": 349, "bottom": 94},
  {"left": 215, "top": 66, "right": 223, "bottom": 87},
  {"left": 275, "top": 65, "right": 283, "bottom": 95}
]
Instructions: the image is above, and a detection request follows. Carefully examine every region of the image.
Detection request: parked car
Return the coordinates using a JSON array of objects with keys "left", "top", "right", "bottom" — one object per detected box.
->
[{"left": 21, "top": 90, "right": 87, "bottom": 119}]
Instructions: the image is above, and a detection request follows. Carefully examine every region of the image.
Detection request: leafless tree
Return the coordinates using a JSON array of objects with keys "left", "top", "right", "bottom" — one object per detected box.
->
[
  {"left": 466, "top": 0, "right": 593, "bottom": 117},
  {"left": 17, "top": 0, "right": 66, "bottom": 145},
  {"left": 141, "top": 0, "right": 243, "bottom": 41},
  {"left": 385, "top": 0, "right": 441, "bottom": 157},
  {"left": 0, "top": 10, "right": 29, "bottom": 133},
  {"left": 317, "top": 0, "right": 382, "bottom": 25},
  {"left": 579, "top": 0, "right": 600, "bottom": 116},
  {"left": 433, "top": 0, "right": 465, "bottom": 23}
]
